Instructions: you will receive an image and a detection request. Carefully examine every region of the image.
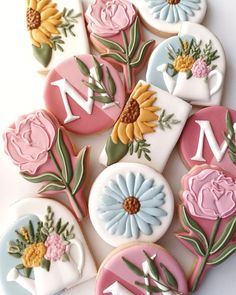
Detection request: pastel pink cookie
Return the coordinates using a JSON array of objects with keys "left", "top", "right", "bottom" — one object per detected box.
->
[
  {"left": 177, "top": 165, "right": 236, "bottom": 292},
  {"left": 44, "top": 54, "right": 126, "bottom": 135},
  {"left": 179, "top": 106, "right": 236, "bottom": 177},
  {"left": 96, "top": 243, "right": 188, "bottom": 295},
  {"left": 3, "top": 110, "right": 89, "bottom": 221}
]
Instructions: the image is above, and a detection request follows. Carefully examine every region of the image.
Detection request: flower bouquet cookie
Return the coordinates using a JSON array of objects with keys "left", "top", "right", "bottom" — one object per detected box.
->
[
  {"left": 3, "top": 110, "right": 89, "bottom": 221},
  {"left": 85, "top": 0, "right": 155, "bottom": 93}
]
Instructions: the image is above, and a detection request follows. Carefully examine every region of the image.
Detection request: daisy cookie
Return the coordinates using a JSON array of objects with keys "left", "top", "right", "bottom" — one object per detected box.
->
[
  {"left": 146, "top": 22, "right": 226, "bottom": 106},
  {"left": 3, "top": 110, "right": 89, "bottom": 221},
  {"left": 132, "top": 0, "right": 207, "bottom": 37},
  {"left": 44, "top": 54, "right": 126, "bottom": 135},
  {"left": 96, "top": 243, "right": 188, "bottom": 295},
  {"left": 0, "top": 198, "right": 97, "bottom": 295},
  {"left": 99, "top": 80, "right": 191, "bottom": 172},
  {"left": 85, "top": 0, "right": 155, "bottom": 93},
  {"left": 26, "top": 0, "right": 90, "bottom": 73},
  {"left": 179, "top": 106, "right": 236, "bottom": 178},
  {"left": 89, "top": 163, "right": 174, "bottom": 247},
  {"left": 177, "top": 165, "right": 236, "bottom": 292}
]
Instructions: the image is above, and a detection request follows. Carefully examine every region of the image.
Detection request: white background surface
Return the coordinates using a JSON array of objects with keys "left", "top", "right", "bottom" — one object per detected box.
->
[{"left": 0, "top": 0, "right": 236, "bottom": 294}]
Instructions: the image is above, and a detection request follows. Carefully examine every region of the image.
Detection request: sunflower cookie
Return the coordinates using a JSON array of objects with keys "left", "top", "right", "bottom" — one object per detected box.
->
[
  {"left": 96, "top": 243, "right": 188, "bottom": 295},
  {"left": 179, "top": 106, "right": 236, "bottom": 178},
  {"left": 177, "top": 165, "right": 236, "bottom": 292},
  {"left": 99, "top": 80, "right": 191, "bottom": 172},
  {"left": 132, "top": 0, "right": 207, "bottom": 37},
  {"left": 89, "top": 163, "right": 174, "bottom": 247},
  {"left": 85, "top": 0, "right": 155, "bottom": 93},
  {"left": 146, "top": 22, "right": 226, "bottom": 106},
  {"left": 26, "top": 0, "right": 89, "bottom": 73},
  {"left": 3, "top": 110, "right": 89, "bottom": 221},
  {"left": 44, "top": 54, "right": 126, "bottom": 135},
  {"left": 0, "top": 198, "right": 97, "bottom": 295}
]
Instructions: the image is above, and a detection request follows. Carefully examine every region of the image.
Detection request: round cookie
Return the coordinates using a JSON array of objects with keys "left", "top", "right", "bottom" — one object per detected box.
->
[
  {"left": 176, "top": 165, "right": 236, "bottom": 292},
  {"left": 44, "top": 54, "right": 126, "bottom": 135},
  {"left": 132, "top": 0, "right": 207, "bottom": 37},
  {"left": 96, "top": 243, "right": 188, "bottom": 295},
  {"left": 89, "top": 163, "right": 174, "bottom": 247},
  {"left": 146, "top": 22, "right": 226, "bottom": 106},
  {"left": 3, "top": 109, "right": 89, "bottom": 221},
  {"left": 179, "top": 106, "right": 236, "bottom": 178},
  {"left": 0, "top": 198, "right": 97, "bottom": 295}
]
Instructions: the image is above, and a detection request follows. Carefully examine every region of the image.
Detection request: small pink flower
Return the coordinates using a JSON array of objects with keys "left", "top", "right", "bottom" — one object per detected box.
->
[
  {"left": 44, "top": 233, "right": 66, "bottom": 262},
  {"left": 182, "top": 167, "right": 236, "bottom": 220},
  {"left": 191, "top": 58, "right": 210, "bottom": 78}
]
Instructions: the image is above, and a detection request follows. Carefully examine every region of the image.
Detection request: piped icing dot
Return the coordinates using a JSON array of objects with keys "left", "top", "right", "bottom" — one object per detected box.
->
[
  {"left": 26, "top": 8, "right": 41, "bottom": 30},
  {"left": 120, "top": 99, "right": 140, "bottom": 124},
  {"left": 123, "top": 196, "right": 140, "bottom": 214}
]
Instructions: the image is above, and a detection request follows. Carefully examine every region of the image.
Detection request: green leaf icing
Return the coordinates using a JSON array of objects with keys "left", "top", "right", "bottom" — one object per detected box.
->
[
  {"left": 207, "top": 244, "right": 236, "bottom": 266},
  {"left": 32, "top": 44, "right": 52, "bottom": 67},
  {"left": 21, "top": 172, "right": 62, "bottom": 183},
  {"left": 160, "top": 263, "right": 178, "bottom": 290},
  {"left": 72, "top": 147, "right": 87, "bottom": 195},
  {"left": 105, "top": 137, "right": 129, "bottom": 166}
]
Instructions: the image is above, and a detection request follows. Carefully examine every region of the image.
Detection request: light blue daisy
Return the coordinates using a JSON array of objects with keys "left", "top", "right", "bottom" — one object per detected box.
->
[
  {"left": 98, "top": 172, "right": 167, "bottom": 239},
  {"left": 145, "top": 0, "right": 201, "bottom": 23}
]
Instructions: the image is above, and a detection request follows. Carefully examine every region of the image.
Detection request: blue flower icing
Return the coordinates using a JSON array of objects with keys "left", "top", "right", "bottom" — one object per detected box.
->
[
  {"left": 98, "top": 172, "right": 167, "bottom": 239},
  {"left": 145, "top": 0, "right": 201, "bottom": 23}
]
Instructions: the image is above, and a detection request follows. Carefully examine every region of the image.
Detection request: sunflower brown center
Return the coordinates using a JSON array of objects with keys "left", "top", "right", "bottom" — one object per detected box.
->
[
  {"left": 123, "top": 197, "right": 140, "bottom": 215},
  {"left": 167, "top": 0, "right": 180, "bottom": 4},
  {"left": 27, "top": 8, "right": 41, "bottom": 30},
  {"left": 120, "top": 99, "right": 140, "bottom": 124}
]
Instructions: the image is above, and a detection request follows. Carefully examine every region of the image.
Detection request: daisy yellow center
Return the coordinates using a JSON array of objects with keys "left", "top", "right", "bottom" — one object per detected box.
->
[
  {"left": 173, "top": 55, "right": 195, "bottom": 72},
  {"left": 167, "top": 0, "right": 181, "bottom": 4},
  {"left": 123, "top": 197, "right": 140, "bottom": 215},
  {"left": 27, "top": 8, "right": 41, "bottom": 30},
  {"left": 120, "top": 99, "right": 140, "bottom": 124}
]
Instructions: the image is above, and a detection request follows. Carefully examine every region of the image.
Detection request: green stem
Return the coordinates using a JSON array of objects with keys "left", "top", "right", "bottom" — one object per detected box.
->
[
  {"left": 191, "top": 218, "right": 221, "bottom": 292},
  {"left": 49, "top": 150, "right": 84, "bottom": 220},
  {"left": 121, "top": 31, "right": 132, "bottom": 92}
]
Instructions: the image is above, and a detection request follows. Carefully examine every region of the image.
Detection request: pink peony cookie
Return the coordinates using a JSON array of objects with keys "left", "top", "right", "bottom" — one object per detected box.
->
[
  {"left": 26, "top": 0, "right": 90, "bottom": 73},
  {"left": 96, "top": 243, "right": 188, "bottom": 295},
  {"left": 43, "top": 54, "right": 126, "bottom": 135},
  {"left": 177, "top": 165, "right": 236, "bottom": 292},
  {"left": 179, "top": 106, "right": 236, "bottom": 178},
  {"left": 3, "top": 110, "right": 89, "bottom": 221},
  {"left": 85, "top": 0, "right": 155, "bottom": 93}
]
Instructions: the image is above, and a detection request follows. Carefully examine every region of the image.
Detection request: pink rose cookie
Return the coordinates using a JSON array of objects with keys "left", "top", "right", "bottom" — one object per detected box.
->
[
  {"left": 96, "top": 243, "right": 188, "bottom": 295},
  {"left": 0, "top": 198, "right": 97, "bottom": 295},
  {"left": 85, "top": 0, "right": 155, "bottom": 93},
  {"left": 179, "top": 106, "right": 236, "bottom": 178},
  {"left": 3, "top": 110, "right": 89, "bottom": 221},
  {"left": 44, "top": 54, "right": 126, "bottom": 135},
  {"left": 177, "top": 165, "right": 236, "bottom": 292},
  {"left": 26, "top": 0, "right": 90, "bottom": 73}
]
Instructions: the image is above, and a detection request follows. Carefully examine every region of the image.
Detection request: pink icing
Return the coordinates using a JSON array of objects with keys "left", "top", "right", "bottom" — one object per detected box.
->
[
  {"left": 3, "top": 111, "right": 56, "bottom": 174},
  {"left": 96, "top": 243, "right": 188, "bottom": 295},
  {"left": 44, "top": 54, "right": 125, "bottom": 135},
  {"left": 179, "top": 106, "right": 236, "bottom": 177},
  {"left": 182, "top": 167, "right": 236, "bottom": 220},
  {"left": 191, "top": 58, "right": 210, "bottom": 78},
  {"left": 44, "top": 233, "right": 66, "bottom": 261},
  {"left": 86, "top": 0, "right": 136, "bottom": 37}
]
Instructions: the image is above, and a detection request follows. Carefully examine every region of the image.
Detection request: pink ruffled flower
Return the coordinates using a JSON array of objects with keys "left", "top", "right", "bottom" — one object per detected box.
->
[
  {"left": 191, "top": 58, "right": 210, "bottom": 78},
  {"left": 44, "top": 233, "right": 66, "bottom": 262},
  {"left": 86, "top": 0, "right": 136, "bottom": 37},
  {"left": 3, "top": 110, "right": 56, "bottom": 174},
  {"left": 182, "top": 167, "right": 236, "bottom": 220}
]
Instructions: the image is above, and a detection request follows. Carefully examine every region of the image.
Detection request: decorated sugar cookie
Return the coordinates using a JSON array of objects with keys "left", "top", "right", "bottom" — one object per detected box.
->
[
  {"left": 85, "top": 0, "right": 155, "bottom": 93},
  {"left": 132, "top": 0, "right": 207, "bottom": 37},
  {"left": 44, "top": 54, "right": 126, "bottom": 135},
  {"left": 99, "top": 81, "right": 191, "bottom": 172},
  {"left": 0, "top": 198, "right": 97, "bottom": 295},
  {"left": 3, "top": 110, "right": 89, "bottom": 221},
  {"left": 146, "top": 22, "right": 226, "bottom": 106},
  {"left": 96, "top": 243, "right": 188, "bottom": 295},
  {"left": 177, "top": 165, "right": 236, "bottom": 292},
  {"left": 89, "top": 163, "right": 174, "bottom": 247},
  {"left": 26, "top": 0, "right": 90, "bottom": 73},
  {"left": 179, "top": 106, "right": 236, "bottom": 178}
]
